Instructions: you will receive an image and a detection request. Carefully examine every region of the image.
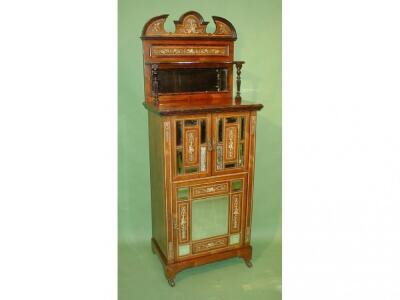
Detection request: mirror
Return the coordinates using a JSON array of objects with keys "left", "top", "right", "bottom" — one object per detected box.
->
[{"left": 157, "top": 68, "right": 228, "bottom": 94}]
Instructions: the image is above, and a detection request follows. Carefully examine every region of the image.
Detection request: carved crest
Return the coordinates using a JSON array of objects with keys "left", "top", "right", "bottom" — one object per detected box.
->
[{"left": 142, "top": 11, "right": 237, "bottom": 39}]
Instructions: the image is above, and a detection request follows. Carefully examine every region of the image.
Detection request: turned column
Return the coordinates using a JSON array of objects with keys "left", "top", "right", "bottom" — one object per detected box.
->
[
  {"left": 151, "top": 63, "right": 159, "bottom": 106},
  {"left": 234, "top": 61, "right": 244, "bottom": 104}
]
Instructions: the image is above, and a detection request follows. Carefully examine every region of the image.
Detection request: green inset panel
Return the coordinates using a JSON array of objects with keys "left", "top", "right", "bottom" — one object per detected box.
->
[
  {"left": 229, "top": 233, "right": 240, "bottom": 245},
  {"left": 232, "top": 179, "right": 243, "bottom": 192},
  {"left": 191, "top": 195, "right": 229, "bottom": 241},
  {"left": 179, "top": 244, "right": 190, "bottom": 256},
  {"left": 177, "top": 187, "right": 189, "bottom": 201},
  {"left": 185, "top": 166, "right": 198, "bottom": 174}
]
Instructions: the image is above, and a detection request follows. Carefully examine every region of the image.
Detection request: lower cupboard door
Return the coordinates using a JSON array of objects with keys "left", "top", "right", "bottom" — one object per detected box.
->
[{"left": 174, "top": 176, "right": 246, "bottom": 260}]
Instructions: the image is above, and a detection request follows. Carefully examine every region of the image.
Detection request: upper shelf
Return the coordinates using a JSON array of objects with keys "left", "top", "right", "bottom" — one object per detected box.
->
[
  {"left": 143, "top": 101, "right": 263, "bottom": 116},
  {"left": 141, "top": 11, "right": 252, "bottom": 107},
  {"left": 141, "top": 11, "right": 237, "bottom": 40},
  {"left": 144, "top": 61, "right": 245, "bottom": 66}
]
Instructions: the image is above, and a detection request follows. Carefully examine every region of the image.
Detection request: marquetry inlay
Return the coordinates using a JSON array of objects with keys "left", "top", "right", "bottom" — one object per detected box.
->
[
  {"left": 214, "top": 20, "right": 233, "bottom": 35},
  {"left": 179, "top": 203, "right": 189, "bottom": 242},
  {"left": 200, "top": 146, "right": 207, "bottom": 172},
  {"left": 228, "top": 128, "right": 235, "bottom": 158},
  {"left": 184, "top": 128, "right": 199, "bottom": 166},
  {"left": 230, "top": 193, "right": 241, "bottom": 233},
  {"left": 150, "top": 46, "right": 229, "bottom": 57},
  {"left": 224, "top": 125, "right": 238, "bottom": 161},
  {"left": 188, "top": 132, "right": 195, "bottom": 162},
  {"left": 142, "top": 12, "right": 237, "bottom": 39},
  {"left": 192, "top": 237, "right": 228, "bottom": 254},
  {"left": 175, "top": 15, "right": 207, "bottom": 35},
  {"left": 145, "top": 19, "right": 168, "bottom": 36},
  {"left": 191, "top": 182, "right": 229, "bottom": 198},
  {"left": 142, "top": 10, "right": 264, "bottom": 285}
]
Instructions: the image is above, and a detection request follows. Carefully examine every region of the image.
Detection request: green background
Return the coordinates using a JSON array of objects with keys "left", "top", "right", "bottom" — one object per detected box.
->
[{"left": 118, "top": 0, "right": 281, "bottom": 299}]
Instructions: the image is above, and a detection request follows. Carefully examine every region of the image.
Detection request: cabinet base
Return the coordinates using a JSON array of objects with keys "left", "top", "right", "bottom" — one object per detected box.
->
[{"left": 151, "top": 238, "right": 253, "bottom": 287}]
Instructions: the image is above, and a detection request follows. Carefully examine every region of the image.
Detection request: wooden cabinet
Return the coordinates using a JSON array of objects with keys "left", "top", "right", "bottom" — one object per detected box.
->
[{"left": 141, "top": 11, "right": 263, "bottom": 286}]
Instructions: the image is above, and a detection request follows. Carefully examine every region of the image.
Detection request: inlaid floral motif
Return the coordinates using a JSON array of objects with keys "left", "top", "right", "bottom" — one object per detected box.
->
[
  {"left": 232, "top": 195, "right": 240, "bottom": 230},
  {"left": 142, "top": 11, "right": 236, "bottom": 38},
  {"left": 185, "top": 17, "right": 199, "bottom": 34},
  {"left": 215, "top": 20, "right": 232, "bottom": 35},
  {"left": 151, "top": 46, "right": 228, "bottom": 57},
  {"left": 180, "top": 206, "right": 187, "bottom": 240},
  {"left": 188, "top": 132, "right": 195, "bottom": 162},
  {"left": 146, "top": 20, "right": 167, "bottom": 35},
  {"left": 192, "top": 183, "right": 228, "bottom": 197},
  {"left": 227, "top": 128, "right": 234, "bottom": 159},
  {"left": 192, "top": 237, "right": 228, "bottom": 254}
]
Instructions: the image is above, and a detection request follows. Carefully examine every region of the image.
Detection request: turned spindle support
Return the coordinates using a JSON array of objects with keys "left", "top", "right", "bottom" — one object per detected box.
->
[
  {"left": 151, "top": 63, "right": 159, "bottom": 106},
  {"left": 234, "top": 61, "right": 244, "bottom": 104},
  {"left": 216, "top": 68, "right": 221, "bottom": 92}
]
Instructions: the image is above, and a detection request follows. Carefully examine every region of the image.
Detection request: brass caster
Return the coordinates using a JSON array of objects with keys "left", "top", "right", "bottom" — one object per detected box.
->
[
  {"left": 168, "top": 279, "right": 175, "bottom": 287},
  {"left": 245, "top": 260, "right": 253, "bottom": 268}
]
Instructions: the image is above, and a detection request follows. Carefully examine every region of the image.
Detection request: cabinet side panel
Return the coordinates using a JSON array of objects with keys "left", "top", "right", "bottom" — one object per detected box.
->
[
  {"left": 148, "top": 112, "right": 167, "bottom": 256},
  {"left": 245, "top": 112, "right": 257, "bottom": 245}
]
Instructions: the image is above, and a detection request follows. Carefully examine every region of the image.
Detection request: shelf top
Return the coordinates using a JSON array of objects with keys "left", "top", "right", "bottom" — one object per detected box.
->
[
  {"left": 143, "top": 101, "right": 263, "bottom": 116},
  {"left": 144, "top": 61, "right": 245, "bottom": 66}
]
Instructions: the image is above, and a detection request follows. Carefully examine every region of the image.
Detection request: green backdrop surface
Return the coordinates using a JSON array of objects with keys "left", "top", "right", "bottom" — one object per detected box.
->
[{"left": 119, "top": 0, "right": 281, "bottom": 298}]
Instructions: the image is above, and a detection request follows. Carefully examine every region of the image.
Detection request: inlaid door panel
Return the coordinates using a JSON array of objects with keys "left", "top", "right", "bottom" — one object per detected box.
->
[
  {"left": 171, "top": 114, "right": 212, "bottom": 180},
  {"left": 173, "top": 175, "right": 248, "bottom": 261},
  {"left": 212, "top": 112, "right": 250, "bottom": 175}
]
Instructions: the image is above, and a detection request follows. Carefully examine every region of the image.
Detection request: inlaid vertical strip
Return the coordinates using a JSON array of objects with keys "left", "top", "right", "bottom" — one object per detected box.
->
[
  {"left": 178, "top": 202, "right": 190, "bottom": 243},
  {"left": 184, "top": 127, "right": 199, "bottom": 166},
  {"left": 245, "top": 113, "right": 257, "bottom": 244},
  {"left": 224, "top": 125, "right": 238, "bottom": 162},
  {"left": 163, "top": 119, "right": 174, "bottom": 261},
  {"left": 230, "top": 193, "right": 242, "bottom": 234}
]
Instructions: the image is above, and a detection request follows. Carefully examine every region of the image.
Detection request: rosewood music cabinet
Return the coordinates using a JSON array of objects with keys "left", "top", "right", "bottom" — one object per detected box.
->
[{"left": 141, "top": 11, "right": 263, "bottom": 287}]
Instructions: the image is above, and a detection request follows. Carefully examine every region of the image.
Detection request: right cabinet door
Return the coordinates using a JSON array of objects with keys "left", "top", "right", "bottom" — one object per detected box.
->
[{"left": 212, "top": 112, "right": 250, "bottom": 175}]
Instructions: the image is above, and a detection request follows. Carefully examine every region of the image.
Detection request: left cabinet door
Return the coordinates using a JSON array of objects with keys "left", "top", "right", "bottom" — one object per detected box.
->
[{"left": 171, "top": 114, "right": 212, "bottom": 180}]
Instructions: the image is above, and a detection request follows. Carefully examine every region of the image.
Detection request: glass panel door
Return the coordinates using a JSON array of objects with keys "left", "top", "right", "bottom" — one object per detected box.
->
[
  {"left": 174, "top": 176, "right": 246, "bottom": 260},
  {"left": 212, "top": 112, "right": 249, "bottom": 175},
  {"left": 191, "top": 195, "right": 229, "bottom": 240},
  {"left": 172, "top": 114, "right": 212, "bottom": 180}
]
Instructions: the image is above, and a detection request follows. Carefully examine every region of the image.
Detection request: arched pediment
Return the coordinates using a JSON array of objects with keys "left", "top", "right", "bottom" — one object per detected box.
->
[{"left": 141, "top": 11, "right": 237, "bottom": 40}]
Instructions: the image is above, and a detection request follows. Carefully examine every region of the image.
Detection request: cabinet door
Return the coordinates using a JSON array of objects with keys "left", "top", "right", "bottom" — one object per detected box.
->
[
  {"left": 212, "top": 112, "right": 250, "bottom": 175},
  {"left": 171, "top": 114, "right": 212, "bottom": 180},
  {"left": 173, "top": 175, "right": 247, "bottom": 260}
]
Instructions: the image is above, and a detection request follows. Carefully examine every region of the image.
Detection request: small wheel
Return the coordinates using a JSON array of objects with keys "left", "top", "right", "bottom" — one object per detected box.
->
[
  {"left": 245, "top": 260, "right": 253, "bottom": 268},
  {"left": 168, "top": 279, "right": 175, "bottom": 287}
]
